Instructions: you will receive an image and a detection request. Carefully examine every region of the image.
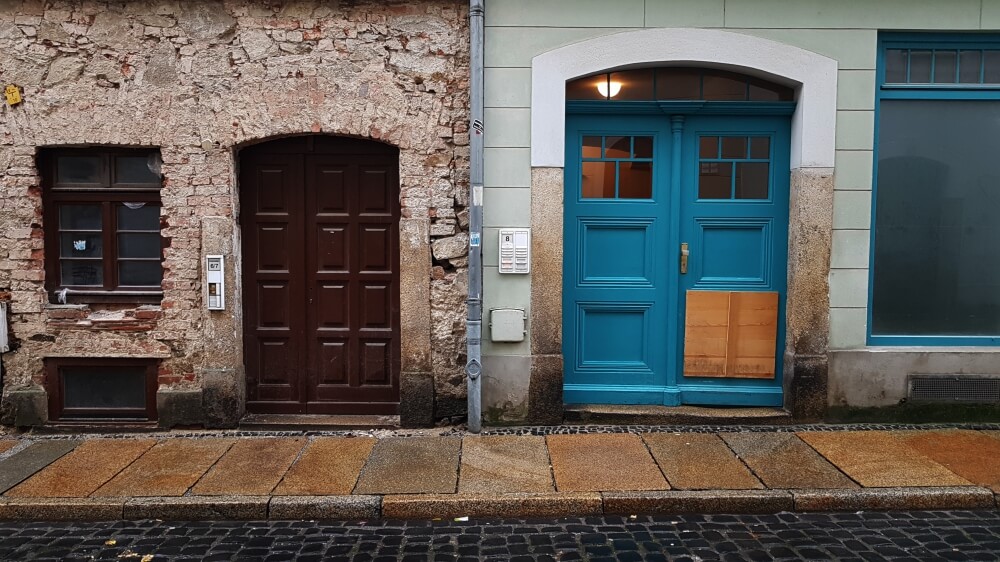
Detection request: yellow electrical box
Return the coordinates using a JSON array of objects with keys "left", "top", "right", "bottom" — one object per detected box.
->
[{"left": 5, "top": 85, "right": 22, "bottom": 106}]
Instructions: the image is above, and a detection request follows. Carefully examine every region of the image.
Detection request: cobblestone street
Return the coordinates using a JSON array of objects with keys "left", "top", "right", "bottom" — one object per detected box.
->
[{"left": 2, "top": 510, "right": 1000, "bottom": 561}]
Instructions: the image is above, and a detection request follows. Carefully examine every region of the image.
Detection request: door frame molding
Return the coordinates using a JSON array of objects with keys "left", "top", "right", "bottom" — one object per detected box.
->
[
  {"left": 526, "top": 28, "right": 839, "bottom": 419},
  {"left": 234, "top": 134, "right": 419, "bottom": 416}
]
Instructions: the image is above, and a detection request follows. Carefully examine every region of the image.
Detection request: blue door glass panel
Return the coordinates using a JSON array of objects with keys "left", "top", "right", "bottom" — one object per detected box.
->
[{"left": 563, "top": 113, "right": 790, "bottom": 407}]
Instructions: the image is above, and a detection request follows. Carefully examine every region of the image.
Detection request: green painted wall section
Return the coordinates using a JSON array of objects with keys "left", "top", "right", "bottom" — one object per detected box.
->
[{"left": 480, "top": 0, "right": 1000, "bottom": 373}]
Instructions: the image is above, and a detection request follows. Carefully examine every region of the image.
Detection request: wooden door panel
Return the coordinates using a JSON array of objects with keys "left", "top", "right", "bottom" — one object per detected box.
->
[
  {"left": 683, "top": 290, "right": 778, "bottom": 379},
  {"left": 359, "top": 168, "right": 392, "bottom": 214},
  {"left": 359, "top": 226, "right": 392, "bottom": 272},
  {"left": 242, "top": 140, "right": 400, "bottom": 414}
]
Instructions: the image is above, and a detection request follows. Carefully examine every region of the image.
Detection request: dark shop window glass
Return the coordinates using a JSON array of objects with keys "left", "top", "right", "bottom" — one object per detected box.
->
[
  {"left": 884, "top": 49, "right": 909, "bottom": 83},
  {"left": 872, "top": 99, "right": 1000, "bottom": 336},
  {"left": 959, "top": 50, "right": 982, "bottom": 83},
  {"left": 702, "top": 71, "right": 747, "bottom": 101},
  {"left": 908, "top": 50, "right": 933, "bottom": 82},
  {"left": 933, "top": 50, "right": 958, "bottom": 83},
  {"left": 566, "top": 74, "right": 609, "bottom": 100},
  {"left": 984, "top": 51, "right": 1000, "bottom": 83}
]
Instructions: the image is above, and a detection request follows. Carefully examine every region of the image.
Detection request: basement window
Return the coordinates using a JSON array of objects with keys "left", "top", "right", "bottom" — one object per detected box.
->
[{"left": 45, "top": 358, "right": 158, "bottom": 421}]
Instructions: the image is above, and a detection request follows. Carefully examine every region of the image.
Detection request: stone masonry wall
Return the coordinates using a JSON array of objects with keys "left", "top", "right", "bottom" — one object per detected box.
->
[{"left": 0, "top": 0, "right": 470, "bottom": 420}]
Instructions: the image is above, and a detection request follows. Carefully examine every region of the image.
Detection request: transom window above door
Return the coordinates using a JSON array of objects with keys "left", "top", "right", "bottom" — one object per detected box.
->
[
  {"left": 566, "top": 67, "right": 794, "bottom": 102},
  {"left": 580, "top": 135, "right": 653, "bottom": 199}
]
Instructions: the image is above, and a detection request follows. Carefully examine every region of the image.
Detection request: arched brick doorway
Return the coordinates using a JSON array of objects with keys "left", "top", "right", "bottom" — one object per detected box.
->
[{"left": 239, "top": 135, "right": 401, "bottom": 414}]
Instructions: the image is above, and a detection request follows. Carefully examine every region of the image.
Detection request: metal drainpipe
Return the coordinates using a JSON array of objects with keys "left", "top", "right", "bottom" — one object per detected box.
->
[{"left": 466, "top": 0, "right": 485, "bottom": 433}]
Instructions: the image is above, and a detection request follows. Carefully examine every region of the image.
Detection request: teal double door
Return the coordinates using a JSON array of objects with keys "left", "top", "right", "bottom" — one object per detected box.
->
[{"left": 563, "top": 113, "right": 790, "bottom": 407}]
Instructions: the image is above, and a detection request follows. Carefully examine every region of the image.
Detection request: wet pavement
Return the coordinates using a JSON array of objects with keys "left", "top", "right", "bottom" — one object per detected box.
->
[
  {"left": 1, "top": 426, "right": 1000, "bottom": 520},
  {"left": 2, "top": 510, "right": 1000, "bottom": 561}
]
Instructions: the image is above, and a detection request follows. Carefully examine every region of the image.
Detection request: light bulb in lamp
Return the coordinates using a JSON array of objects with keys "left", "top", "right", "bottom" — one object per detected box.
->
[{"left": 597, "top": 81, "right": 623, "bottom": 98}]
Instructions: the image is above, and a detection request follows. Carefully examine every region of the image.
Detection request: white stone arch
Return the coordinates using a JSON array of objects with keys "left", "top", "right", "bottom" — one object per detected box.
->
[
  {"left": 523, "top": 28, "right": 840, "bottom": 421},
  {"left": 530, "top": 27, "right": 838, "bottom": 169}
]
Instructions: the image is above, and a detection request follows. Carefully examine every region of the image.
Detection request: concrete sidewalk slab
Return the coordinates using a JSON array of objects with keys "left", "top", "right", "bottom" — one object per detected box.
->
[
  {"left": 0, "top": 497, "right": 124, "bottom": 521},
  {"left": 381, "top": 492, "right": 603, "bottom": 519},
  {"left": 603, "top": 490, "right": 793, "bottom": 515},
  {"left": 268, "top": 495, "right": 381, "bottom": 520},
  {"left": 354, "top": 437, "right": 461, "bottom": 495},
  {"left": 792, "top": 486, "right": 996, "bottom": 512},
  {"left": 798, "top": 431, "right": 971, "bottom": 488},
  {"left": 0, "top": 440, "right": 80, "bottom": 494},
  {"left": 6, "top": 439, "right": 157, "bottom": 498},
  {"left": 547, "top": 434, "right": 669, "bottom": 492},
  {"left": 896, "top": 430, "right": 1000, "bottom": 493},
  {"left": 0, "top": 441, "right": 16, "bottom": 455},
  {"left": 721, "top": 432, "right": 858, "bottom": 490},
  {"left": 274, "top": 437, "right": 375, "bottom": 496},
  {"left": 459, "top": 435, "right": 554, "bottom": 494},
  {"left": 93, "top": 438, "right": 235, "bottom": 497},
  {"left": 643, "top": 433, "right": 762, "bottom": 490},
  {"left": 123, "top": 496, "right": 268, "bottom": 520},
  {"left": 191, "top": 438, "right": 305, "bottom": 496}
]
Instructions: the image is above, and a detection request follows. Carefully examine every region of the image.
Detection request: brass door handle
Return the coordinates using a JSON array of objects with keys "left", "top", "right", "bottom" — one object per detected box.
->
[{"left": 680, "top": 242, "right": 689, "bottom": 274}]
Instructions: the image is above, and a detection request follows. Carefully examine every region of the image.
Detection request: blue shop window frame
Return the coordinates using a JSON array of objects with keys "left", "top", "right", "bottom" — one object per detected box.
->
[{"left": 868, "top": 33, "right": 1000, "bottom": 346}]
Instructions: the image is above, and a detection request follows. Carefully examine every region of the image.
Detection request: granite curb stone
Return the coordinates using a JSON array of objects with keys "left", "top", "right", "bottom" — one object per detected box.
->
[
  {"left": 268, "top": 495, "right": 381, "bottom": 520},
  {"left": 0, "top": 498, "right": 125, "bottom": 521},
  {"left": 122, "top": 496, "right": 269, "bottom": 520},
  {"left": 792, "top": 486, "right": 997, "bottom": 512},
  {"left": 381, "top": 492, "right": 604, "bottom": 519},
  {"left": 602, "top": 490, "right": 794, "bottom": 515}
]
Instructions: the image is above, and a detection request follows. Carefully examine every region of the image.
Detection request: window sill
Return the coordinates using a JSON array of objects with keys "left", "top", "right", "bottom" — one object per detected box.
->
[{"left": 49, "top": 290, "right": 163, "bottom": 305}]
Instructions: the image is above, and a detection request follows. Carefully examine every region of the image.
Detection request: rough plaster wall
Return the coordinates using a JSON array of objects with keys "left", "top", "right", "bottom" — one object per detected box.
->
[{"left": 0, "top": 0, "right": 470, "bottom": 404}]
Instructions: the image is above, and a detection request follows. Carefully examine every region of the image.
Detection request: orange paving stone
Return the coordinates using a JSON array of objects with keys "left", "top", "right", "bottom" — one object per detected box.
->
[
  {"left": 191, "top": 438, "right": 306, "bottom": 496},
  {"left": 547, "top": 434, "right": 669, "bottom": 492},
  {"left": 274, "top": 437, "right": 376, "bottom": 496},
  {"left": 459, "top": 435, "right": 554, "bottom": 494},
  {"left": 6, "top": 439, "right": 157, "bottom": 498},
  {"left": 643, "top": 433, "right": 763, "bottom": 490},
  {"left": 92, "top": 438, "right": 235, "bottom": 497},
  {"left": 896, "top": 429, "right": 1000, "bottom": 493},
  {"left": 798, "top": 431, "right": 970, "bottom": 488},
  {"left": 721, "top": 432, "right": 858, "bottom": 489},
  {"left": 0, "top": 441, "right": 16, "bottom": 455}
]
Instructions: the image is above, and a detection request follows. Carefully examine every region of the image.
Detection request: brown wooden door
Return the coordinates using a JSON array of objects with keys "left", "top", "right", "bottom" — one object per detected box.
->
[{"left": 240, "top": 136, "right": 400, "bottom": 414}]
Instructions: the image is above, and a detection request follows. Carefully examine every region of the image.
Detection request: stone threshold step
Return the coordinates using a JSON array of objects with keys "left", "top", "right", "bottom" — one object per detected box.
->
[
  {"left": 239, "top": 414, "right": 400, "bottom": 431},
  {"left": 1, "top": 487, "right": 995, "bottom": 521},
  {"left": 564, "top": 405, "right": 793, "bottom": 425}
]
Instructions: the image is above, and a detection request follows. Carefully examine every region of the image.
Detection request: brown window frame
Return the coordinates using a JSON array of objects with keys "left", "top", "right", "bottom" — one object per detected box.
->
[
  {"left": 41, "top": 148, "right": 164, "bottom": 304},
  {"left": 45, "top": 357, "right": 159, "bottom": 421}
]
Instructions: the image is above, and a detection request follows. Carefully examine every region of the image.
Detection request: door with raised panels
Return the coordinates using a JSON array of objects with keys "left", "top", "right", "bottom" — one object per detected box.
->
[
  {"left": 563, "top": 114, "right": 789, "bottom": 406},
  {"left": 240, "top": 136, "right": 400, "bottom": 414}
]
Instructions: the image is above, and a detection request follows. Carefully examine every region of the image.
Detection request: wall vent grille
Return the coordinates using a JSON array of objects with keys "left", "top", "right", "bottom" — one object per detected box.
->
[{"left": 908, "top": 375, "right": 1000, "bottom": 404}]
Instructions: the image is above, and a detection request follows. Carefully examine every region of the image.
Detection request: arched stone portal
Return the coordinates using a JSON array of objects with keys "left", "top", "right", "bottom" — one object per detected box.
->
[{"left": 525, "top": 28, "right": 839, "bottom": 421}]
